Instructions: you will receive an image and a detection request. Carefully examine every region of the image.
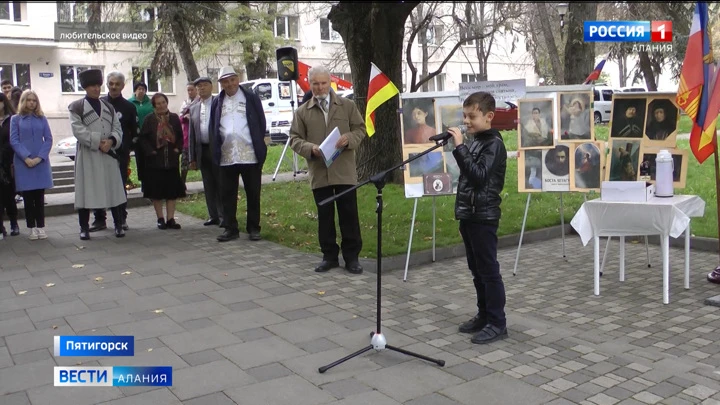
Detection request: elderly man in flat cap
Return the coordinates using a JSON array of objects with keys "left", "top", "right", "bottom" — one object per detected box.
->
[
  {"left": 208, "top": 66, "right": 267, "bottom": 243},
  {"left": 68, "top": 68, "right": 127, "bottom": 240},
  {"left": 188, "top": 76, "right": 224, "bottom": 227}
]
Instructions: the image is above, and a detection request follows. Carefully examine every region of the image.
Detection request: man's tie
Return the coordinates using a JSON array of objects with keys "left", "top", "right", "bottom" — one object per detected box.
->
[{"left": 318, "top": 98, "right": 328, "bottom": 113}]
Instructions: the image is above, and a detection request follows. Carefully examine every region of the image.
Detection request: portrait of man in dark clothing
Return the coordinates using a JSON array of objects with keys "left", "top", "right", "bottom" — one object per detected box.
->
[
  {"left": 645, "top": 98, "right": 678, "bottom": 141},
  {"left": 610, "top": 98, "right": 646, "bottom": 139}
]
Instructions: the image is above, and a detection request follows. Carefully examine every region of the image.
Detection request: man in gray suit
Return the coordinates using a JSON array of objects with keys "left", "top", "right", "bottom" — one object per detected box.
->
[{"left": 188, "top": 76, "right": 223, "bottom": 226}]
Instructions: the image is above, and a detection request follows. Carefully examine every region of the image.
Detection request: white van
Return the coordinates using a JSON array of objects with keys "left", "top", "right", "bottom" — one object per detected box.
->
[
  {"left": 593, "top": 85, "right": 615, "bottom": 124},
  {"left": 239, "top": 78, "right": 296, "bottom": 140}
]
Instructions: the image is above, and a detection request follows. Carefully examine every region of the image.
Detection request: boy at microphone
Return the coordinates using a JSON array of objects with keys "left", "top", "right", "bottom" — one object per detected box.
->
[{"left": 447, "top": 91, "right": 508, "bottom": 344}]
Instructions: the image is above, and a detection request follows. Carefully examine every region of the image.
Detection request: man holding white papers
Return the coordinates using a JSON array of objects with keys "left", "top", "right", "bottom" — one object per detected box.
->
[{"left": 289, "top": 66, "right": 366, "bottom": 274}]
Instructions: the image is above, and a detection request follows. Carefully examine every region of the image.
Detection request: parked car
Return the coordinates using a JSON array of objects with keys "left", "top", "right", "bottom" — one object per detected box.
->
[
  {"left": 593, "top": 85, "right": 615, "bottom": 124},
  {"left": 55, "top": 136, "right": 77, "bottom": 160},
  {"left": 493, "top": 101, "right": 518, "bottom": 131}
]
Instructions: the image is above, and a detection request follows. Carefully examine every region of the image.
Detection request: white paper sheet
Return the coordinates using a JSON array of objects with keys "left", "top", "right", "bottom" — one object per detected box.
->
[{"left": 319, "top": 126, "right": 345, "bottom": 167}]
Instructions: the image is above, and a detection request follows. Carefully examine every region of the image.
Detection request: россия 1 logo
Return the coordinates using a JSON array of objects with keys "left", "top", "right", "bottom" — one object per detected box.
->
[{"left": 583, "top": 21, "right": 673, "bottom": 43}]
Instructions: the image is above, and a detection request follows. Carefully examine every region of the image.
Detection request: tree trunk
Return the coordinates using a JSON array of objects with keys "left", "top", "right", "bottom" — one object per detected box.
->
[
  {"left": 170, "top": 15, "right": 200, "bottom": 81},
  {"left": 536, "top": 3, "right": 564, "bottom": 84},
  {"left": 618, "top": 54, "right": 626, "bottom": 87},
  {"left": 329, "top": 2, "right": 418, "bottom": 183},
  {"left": 563, "top": 2, "right": 597, "bottom": 85},
  {"left": 638, "top": 51, "right": 658, "bottom": 90},
  {"left": 244, "top": 2, "right": 276, "bottom": 80}
]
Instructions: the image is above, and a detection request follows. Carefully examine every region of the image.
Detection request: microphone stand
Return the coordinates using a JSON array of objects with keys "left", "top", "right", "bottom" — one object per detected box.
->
[{"left": 317, "top": 137, "right": 448, "bottom": 374}]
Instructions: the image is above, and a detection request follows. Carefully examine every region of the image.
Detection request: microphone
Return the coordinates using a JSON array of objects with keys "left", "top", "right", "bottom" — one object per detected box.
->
[
  {"left": 429, "top": 132, "right": 452, "bottom": 142},
  {"left": 428, "top": 125, "right": 466, "bottom": 142}
]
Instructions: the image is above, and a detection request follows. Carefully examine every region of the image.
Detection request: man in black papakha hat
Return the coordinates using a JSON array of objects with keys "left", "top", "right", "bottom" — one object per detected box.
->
[{"left": 67, "top": 69, "right": 128, "bottom": 240}]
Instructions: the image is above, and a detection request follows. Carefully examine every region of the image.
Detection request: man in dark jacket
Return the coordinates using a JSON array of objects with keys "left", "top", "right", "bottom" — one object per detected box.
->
[
  {"left": 90, "top": 71, "right": 138, "bottom": 232},
  {"left": 209, "top": 66, "right": 267, "bottom": 242}
]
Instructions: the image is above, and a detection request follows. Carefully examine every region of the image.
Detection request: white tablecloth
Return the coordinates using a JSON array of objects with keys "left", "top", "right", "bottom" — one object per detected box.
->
[{"left": 571, "top": 195, "right": 706, "bottom": 246}]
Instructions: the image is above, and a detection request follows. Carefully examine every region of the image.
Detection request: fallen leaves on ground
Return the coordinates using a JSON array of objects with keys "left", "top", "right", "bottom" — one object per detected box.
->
[
  {"left": 45, "top": 283, "right": 55, "bottom": 287},
  {"left": 72, "top": 264, "right": 85, "bottom": 268},
  {"left": 17, "top": 290, "right": 27, "bottom": 295},
  {"left": 121, "top": 271, "right": 132, "bottom": 275}
]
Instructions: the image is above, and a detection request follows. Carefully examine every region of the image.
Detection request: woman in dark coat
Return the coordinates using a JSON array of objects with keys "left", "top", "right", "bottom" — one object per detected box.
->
[
  {"left": 0, "top": 92, "right": 19, "bottom": 237},
  {"left": 139, "top": 93, "right": 186, "bottom": 230}
]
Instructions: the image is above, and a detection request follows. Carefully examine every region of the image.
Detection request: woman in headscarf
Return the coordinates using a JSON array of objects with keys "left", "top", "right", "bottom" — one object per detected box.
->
[{"left": 139, "top": 93, "right": 186, "bottom": 230}]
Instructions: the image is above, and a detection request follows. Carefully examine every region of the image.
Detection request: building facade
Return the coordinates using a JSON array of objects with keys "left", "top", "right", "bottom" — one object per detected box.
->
[{"left": 1, "top": 2, "right": 538, "bottom": 138}]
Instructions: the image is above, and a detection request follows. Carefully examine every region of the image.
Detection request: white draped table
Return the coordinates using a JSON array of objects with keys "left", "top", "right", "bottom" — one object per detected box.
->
[{"left": 570, "top": 195, "right": 706, "bottom": 304}]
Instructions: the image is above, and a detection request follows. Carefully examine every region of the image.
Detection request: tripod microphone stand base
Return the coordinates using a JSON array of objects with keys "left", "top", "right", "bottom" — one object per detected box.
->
[
  {"left": 318, "top": 331, "right": 445, "bottom": 374},
  {"left": 317, "top": 140, "right": 449, "bottom": 374}
]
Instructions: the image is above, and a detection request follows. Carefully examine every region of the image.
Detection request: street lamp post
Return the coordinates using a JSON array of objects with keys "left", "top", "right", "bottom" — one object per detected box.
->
[{"left": 557, "top": 3, "right": 569, "bottom": 40}]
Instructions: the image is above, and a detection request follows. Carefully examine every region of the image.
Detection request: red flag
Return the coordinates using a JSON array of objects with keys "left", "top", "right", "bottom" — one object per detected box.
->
[{"left": 676, "top": 2, "right": 720, "bottom": 163}]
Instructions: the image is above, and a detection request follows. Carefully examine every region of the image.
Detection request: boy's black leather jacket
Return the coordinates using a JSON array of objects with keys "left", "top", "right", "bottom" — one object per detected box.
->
[{"left": 452, "top": 128, "right": 507, "bottom": 223}]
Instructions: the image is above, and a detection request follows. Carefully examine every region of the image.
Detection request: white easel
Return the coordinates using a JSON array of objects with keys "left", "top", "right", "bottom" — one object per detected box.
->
[
  {"left": 513, "top": 192, "right": 568, "bottom": 275},
  {"left": 403, "top": 196, "right": 440, "bottom": 281}
]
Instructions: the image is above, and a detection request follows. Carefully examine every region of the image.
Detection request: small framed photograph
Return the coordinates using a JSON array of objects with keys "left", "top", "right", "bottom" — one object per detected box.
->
[
  {"left": 569, "top": 141, "right": 605, "bottom": 192},
  {"left": 517, "top": 149, "right": 544, "bottom": 193},
  {"left": 638, "top": 147, "right": 689, "bottom": 188},
  {"left": 644, "top": 97, "right": 679, "bottom": 147},
  {"left": 610, "top": 95, "right": 647, "bottom": 139},
  {"left": 541, "top": 144, "right": 571, "bottom": 192},
  {"left": 605, "top": 139, "right": 642, "bottom": 181},
  {"left": 558, "top": 91, "right": 594, "bottom": 142},
  {"left": 518, "top": 98, "right": 554, "bottom": 149},
  {"left": 401, "top": 97, "right": 436, "bottom": 145}
]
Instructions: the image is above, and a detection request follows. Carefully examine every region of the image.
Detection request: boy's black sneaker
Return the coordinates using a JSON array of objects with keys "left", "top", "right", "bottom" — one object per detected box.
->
[
  {"left": 471, "top": 325, "right": 508, "bottom": 344},
  {"left": 458, "top": 315, "right": 487, "bottom": 334}
]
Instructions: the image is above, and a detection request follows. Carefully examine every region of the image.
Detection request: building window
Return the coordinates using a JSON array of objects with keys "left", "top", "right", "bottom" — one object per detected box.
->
[
  {"left": 0, "top": 2, "right": 21, "bottom": 22},
  {"left": 132, "top": 67, "right": 174, "bottom": 94},
  {"left": 0, "top": 63, "right": 31, "bottom": 89},
  {"left": 320, "top": 18, "right": 341, "bottom": 42},
  {"left": 460, "top": 27, "right": 475, "bottom": 46},
  {"left": 140, "top": 6, "right": 158, "bottom": 21},
  {"left": 424, "top": 74, "right": 445, "bottom": 92},
  {"left": 60, "top": 65, "right": 104, "bottom": 93},
  {"left": 461, "top": 73, "right": 481, "bottom": 83},
  {"left": 275, "top": 15, "right": 299, "bottom": 40},
  {"left": 425, "top": 25, "right": 443, "bottom": 46},
  {"left": 57, "top": 2, "right": 89, "bottom": 23}
]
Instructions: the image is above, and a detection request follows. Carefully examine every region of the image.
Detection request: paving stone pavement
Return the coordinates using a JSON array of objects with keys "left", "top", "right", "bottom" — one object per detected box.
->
[{"left": 2, "top": 206, "right": 720, "bottom": 405}]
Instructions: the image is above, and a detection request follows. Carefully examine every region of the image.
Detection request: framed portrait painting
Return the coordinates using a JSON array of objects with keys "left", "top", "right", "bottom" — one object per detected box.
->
[
  {"left": 517, "top": 149, "right": 544, "bottom": 193},
  {"left": 517, "top": 98, "right": 554, "bottom": 149},
  {"left": 643, "top": 97, "right": 679, "bottom": 147},
  {"left": 609, "top": 95, "right": 647, "bottom": 139},
  {"left": 401, "top": 97, "right": 436, "bottom": 145},
  {"left": 569, "top": 141, "right": 605, "bottom": 192},
  {"left": 541, "top": 144, "right": 571, "bottom": 192},
  {"left": 605, "top": 139, "right": 642, "bottom": 181},
  {"left": 638, "top": 147, "right": 688, "bottom": 188},
  {"left": 558, "top": 91, "right": 594, "bottom": 142}
]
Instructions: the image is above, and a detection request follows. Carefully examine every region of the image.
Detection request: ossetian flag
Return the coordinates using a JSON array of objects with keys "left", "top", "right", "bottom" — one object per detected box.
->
[
  {"left": 365, "top": 63, "right": 400, "bottom": 137},
  {"left": 676, "top": 1, "right": 720, "bottom": 163}
]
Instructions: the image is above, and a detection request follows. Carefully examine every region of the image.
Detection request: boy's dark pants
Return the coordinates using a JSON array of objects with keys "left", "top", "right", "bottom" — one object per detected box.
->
[{"left": 459, "top": 220, "right": 506, "bottom": 329}]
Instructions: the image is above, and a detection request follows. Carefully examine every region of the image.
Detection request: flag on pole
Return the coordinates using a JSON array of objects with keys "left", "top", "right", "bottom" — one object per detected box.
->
[
  {"left": 583, "top": 54, "right": 608, "bottom": 84},
  {"left": 365, "top": 62, "right": 400, "bottom": 137},
  {"left": 676, "top": 1, "right": 720, "bottom": 163}
]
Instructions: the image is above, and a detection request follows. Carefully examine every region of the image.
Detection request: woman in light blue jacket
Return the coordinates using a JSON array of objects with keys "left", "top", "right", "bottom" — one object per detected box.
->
[{"left": 10, "top": 90, "right": 53, "bottom": 240}]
